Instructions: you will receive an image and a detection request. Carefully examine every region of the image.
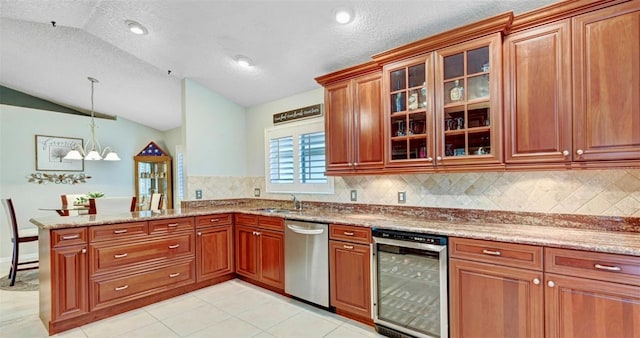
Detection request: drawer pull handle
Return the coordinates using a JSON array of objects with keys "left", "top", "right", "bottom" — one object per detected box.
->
[
  {"left": 167, "top": 223, "right": 179, "bottom": 227},
  {"left": 344, "top": 231, "right": 354, "bottom": 236},
  {"left": 113, "top": 229, "right": 128, "bottom": 234},
  {"left": 482, "top": 249, "right": 501, "bottom": 256},
  {"left": 169, "top": 272, "right": 181, "bottom": 278},
  {"left": 115, "top": 285, "right": 129, "bottom": 291},
  {"left": 343, "top": 245, "right": 354, "bottom": 249},
  {"left": 168, "top": 244, "right": 180, "bottom": 249},
  {"left": 61, "top": 234, "right": 80, "bottom": 240},
  {"left": 114, "top": 253, "right": 128, "bottom": 258},
  {"left": 210, "top": 219, "right": 220, "bottom": 222},
  {"left": 594, "top": 264, "right": 621, "bottom": 272}
]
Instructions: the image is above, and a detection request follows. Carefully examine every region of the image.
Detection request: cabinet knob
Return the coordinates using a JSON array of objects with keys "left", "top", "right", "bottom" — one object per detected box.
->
[
  {"left": 354, "top": 162, "right": 358, "bottom": 167},
  {"left": 197, "top": 232, "right": 202, "bottom": 236},
  {"left": 576, "top": 149, "right": 584, "bottom": 156},
  {"left": 436, "top": 156, "right": 442, "bottom": 161},
  {"left": 348, "top": 162, "right": 353, "bottom": 167},
  {"left": 427, "top": 157, "right": 433, "bottom": 162},
  {"left": 547, "top": 280, "right": 555, "bottom": 288},
  {"left": 562, "top": 150, "right": 569, "bottom": 156},
  {"left": 81, "top": 248, "right": 87, "bottom": 254},
  {"left": 533, "top": 278, "right": 540, "bottom": 285}
]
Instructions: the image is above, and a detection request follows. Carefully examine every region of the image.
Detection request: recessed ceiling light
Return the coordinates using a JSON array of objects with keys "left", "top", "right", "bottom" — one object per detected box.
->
[
  {"left": 125, "top": 20, "right": 148, "bottom": 35},
  {"left": 334, "top": 8, "right": 354, "bottom": 24},
  {"left": 235, "top": 55, "right": 253, "bottom": 68}
]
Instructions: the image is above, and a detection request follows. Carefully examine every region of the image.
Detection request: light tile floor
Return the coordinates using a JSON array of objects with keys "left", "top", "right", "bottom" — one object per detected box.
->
[{"left": 0, "top": 264, "right": 383, "bottom": 338}]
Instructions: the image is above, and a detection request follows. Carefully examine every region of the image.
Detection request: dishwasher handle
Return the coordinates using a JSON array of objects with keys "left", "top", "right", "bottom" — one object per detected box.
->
[{"left": 287, "top": 224, "right": 325, "bottom": 235}]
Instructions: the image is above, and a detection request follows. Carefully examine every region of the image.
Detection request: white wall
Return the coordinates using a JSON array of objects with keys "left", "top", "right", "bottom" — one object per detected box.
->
[
  {"left": 244, "top": 88, "right": 324, "bottom": 176},
  {"left": 183, "top": 79, "right": 246, "bottom": 177},
  {"left": 0, "top": 104, "right": 167, "bottom": 261}
]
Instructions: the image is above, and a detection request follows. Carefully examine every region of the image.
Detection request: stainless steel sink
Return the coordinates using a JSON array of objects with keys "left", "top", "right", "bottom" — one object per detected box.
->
[{"left": 253, "top": 208, "right": 295, "bottom": 213}]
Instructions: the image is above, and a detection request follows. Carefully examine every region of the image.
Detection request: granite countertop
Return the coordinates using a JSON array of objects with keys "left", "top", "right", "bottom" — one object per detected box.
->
[{"left": 30, "top": 204, "right": 640, "bottom": 257}]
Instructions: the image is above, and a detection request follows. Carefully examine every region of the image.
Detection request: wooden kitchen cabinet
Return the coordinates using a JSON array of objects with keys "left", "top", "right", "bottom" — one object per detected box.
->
[
  {"left": 51, "top": 242, "right": 89, "bottom": 322},
  {"left": 384, "top": 54, "right": 436, "bottom": 167},
  {"left": 234, "top": 214, "right": 285, "bottom": 290},
  {"left": 504, "top": 1, "right": 640, "bottom": 168},
  {"left": 449, "top": 237, "right": 544, "bottom": 338},
  {"left": 450, "top": 237, "right": 640, "bottom": 338},
  {"left": 196, "top": 214, "right": 234, "bottom": 282},
  {"left": 329, "top": 224, "right": 371, "bottom": 320},
  {"left": 504, "top": 19, "right": 573, "bottom": 166},
  {"left": 434, "top": 33, "right": 503, "bottom": 167},
  {"left": 319, "top": 63, "right": 384, "bottom": 174},
  {"left": 572, "top": 1, "right": 640, "bottom": 164},
  {"left": 544, "top": 247, "right": 640, "bottom": 338}
]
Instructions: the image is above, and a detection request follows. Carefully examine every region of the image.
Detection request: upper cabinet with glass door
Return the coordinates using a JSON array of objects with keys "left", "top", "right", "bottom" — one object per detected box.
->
[
  {"left": 385, "top": 54, "right": 435, "bottom": 167},
  {"left": 434, "top": 33, "right": 503, "bottom": 166}
]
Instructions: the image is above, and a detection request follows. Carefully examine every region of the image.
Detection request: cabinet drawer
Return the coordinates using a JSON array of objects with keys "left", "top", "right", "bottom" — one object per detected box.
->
[
  {"left": 90, "top": 259, "right": 195, "bottom": 310},
  {"left": 259, "top": 216, "right": 284, "bottom": 231},
  {"left": 545, "top": 248, "right": 640, "bottom": 286},
  {"left": 148, "top": 217, "right": 194, "bottom": 235},
  {"left": 235, "top": 213, "right": 258, "bottom": 226},
  {"left": 195, "top": 213, "right": 233, "bottom": 228},
  {"left": 90, "top": 233, "right": 194, "bottom": 275},
  {"left": 89, "top": 222, "right": 148, "bottom": 243},
  {"left": 450, "top": 237, "right": 543, "bottom": 271},
  {"left": 330, "top": 224, "right": 371, "bottom": 244},
  {"left": 52, "top": 227, "right": 88, "bottom": 248}
]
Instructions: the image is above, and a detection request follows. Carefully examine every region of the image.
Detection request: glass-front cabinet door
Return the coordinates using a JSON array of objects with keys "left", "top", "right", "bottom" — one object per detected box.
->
[
  {"left": 435, "top": 33, "right": 502, "bottom": 166},
  {"left": 134, "top": 142, "right": 172, "bottom": 211},
  {"left": 385, "top": 53, "right": 435, "bottom": 167}
]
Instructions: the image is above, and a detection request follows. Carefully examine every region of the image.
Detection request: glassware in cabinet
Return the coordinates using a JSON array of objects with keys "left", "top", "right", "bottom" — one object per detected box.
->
[
  {"left": 436, "top": 34, "right": 501, "bottom": 164},
  {"left": 385, "top": 54, "right": 434, "bottom": 165}
]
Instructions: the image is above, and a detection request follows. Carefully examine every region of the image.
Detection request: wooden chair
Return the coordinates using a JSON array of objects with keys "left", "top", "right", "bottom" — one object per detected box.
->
[
  {"left": 60, "top": 194, "right": 89, "bottom": 216},
  {"left": 149, "top": 193, "right": 163, "bottom": 211},
  {"left": 2, "top": 198, "right": 38, "bottom": 286},
  {"left": 90, "top": 197, "right": 137, "bottom": 215}
]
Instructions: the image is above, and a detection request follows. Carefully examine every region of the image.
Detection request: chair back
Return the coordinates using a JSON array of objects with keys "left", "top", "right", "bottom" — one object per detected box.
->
[
  {"left": 2, "top": 198, "right": 19, "bottom": 242},
  {"left": 149, "top": 193, "right": 163, "bottom": 211},
  {"left": 61, "top": 194, "right": 89, "bottom": 216},
  {"left": 93, "top": 197, "right": 137, "bottom": 215}
]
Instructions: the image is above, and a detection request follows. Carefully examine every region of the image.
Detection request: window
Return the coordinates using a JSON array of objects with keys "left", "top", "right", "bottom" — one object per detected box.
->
[{"left": 265, "top": 120, "right": 334, "bottom": 194}]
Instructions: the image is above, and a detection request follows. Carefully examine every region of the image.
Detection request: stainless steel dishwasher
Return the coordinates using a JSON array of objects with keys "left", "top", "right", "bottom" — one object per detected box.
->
[{"left": 284, "top": 220, "right": 329, "bottom": 307}]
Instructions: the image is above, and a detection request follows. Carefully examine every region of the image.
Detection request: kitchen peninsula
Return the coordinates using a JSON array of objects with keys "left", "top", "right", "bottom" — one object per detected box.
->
[{"left": 31, "top": 199, "right": 640, "bottom": 336}]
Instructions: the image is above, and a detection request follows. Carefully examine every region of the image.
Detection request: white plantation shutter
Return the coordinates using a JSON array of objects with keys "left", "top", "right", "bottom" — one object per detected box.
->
[
  {"left": 265, "top": 120, "right": 333, "bottom": 194},
  {"left": 269, "top": 136, "right": 294, "bottom": 183},
  {"left": 299, "top": 132, "right": 327, "bottom": 184}
]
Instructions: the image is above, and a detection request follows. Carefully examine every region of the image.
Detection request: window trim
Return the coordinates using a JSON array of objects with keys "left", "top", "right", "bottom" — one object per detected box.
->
[{"left": 264, "top": 119, "right": 334, "bottom": 194}]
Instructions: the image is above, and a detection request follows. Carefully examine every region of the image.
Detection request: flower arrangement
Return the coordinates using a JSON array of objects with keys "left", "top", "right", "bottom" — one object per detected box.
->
[{"left": 74, "top": 192, "right": 104, "bottom": 206}]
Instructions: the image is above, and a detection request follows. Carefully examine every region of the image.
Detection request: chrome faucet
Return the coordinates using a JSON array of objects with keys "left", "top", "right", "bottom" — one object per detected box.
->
[{"left": 291, "top": 194, "right": 302, "bottom": 210}]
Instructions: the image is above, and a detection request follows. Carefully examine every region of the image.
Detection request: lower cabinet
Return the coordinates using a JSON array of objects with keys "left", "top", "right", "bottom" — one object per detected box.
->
[
  {"left": 449, "top": 237, "right": 640, "bottom": 338},
  {"left": 234, "top": 214, "right": 285, "bottom": 290},
  {"left": 329, "top": 224, "right": 371, "bottom": 320},
  {"left": 196, "top": 214, "right": 234, "bottom": 282},
  {"left": 51, "top": 243, "right": 89, "bottom": 322}
]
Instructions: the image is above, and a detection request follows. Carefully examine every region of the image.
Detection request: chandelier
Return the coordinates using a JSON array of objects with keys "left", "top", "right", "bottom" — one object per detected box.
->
[{"left": 64, "top": 77, "right": 120, "bottom": 161}]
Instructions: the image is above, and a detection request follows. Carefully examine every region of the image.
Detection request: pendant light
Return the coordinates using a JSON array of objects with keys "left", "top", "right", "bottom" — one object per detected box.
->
[{"left": 64, "top": 77, "right": 121, "bottom": 161}]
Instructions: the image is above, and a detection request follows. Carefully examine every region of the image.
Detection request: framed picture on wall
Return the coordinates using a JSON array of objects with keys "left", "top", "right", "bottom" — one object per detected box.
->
[{"left": 35, "top": 135, "right": 84, "bottom": 171}]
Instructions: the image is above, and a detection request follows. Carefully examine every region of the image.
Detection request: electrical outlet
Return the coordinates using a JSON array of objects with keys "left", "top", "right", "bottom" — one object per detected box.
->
[
  {"left": 398, "top": 191, "right": 406, "bottom": 203},
  {"left": 350, "top": 190, "right": 357, "bottom": 202},
  {"left": 254, "top": 188, "right": 261, "bottom": 197},
  {"left": 195, "top": 189, "right": 202, "bottom": 199}
]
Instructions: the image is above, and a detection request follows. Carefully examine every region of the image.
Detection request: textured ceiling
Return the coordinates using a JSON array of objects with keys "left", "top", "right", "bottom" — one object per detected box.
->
[{"left": 0, "top": 0, "right": 559, "bottom": 131}]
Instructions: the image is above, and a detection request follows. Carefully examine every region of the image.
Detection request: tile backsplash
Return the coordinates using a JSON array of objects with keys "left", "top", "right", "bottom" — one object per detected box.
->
[{"left": 187, "top": 169, "right": 640, "bottom": 217}]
